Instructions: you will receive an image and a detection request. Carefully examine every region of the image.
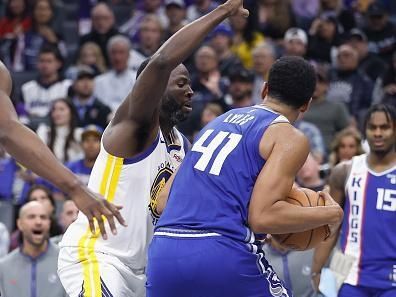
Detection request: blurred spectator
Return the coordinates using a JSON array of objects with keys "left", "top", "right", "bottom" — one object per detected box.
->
[
  {"left": 0, "top": 222, "right": 9, "bottom": 257},
  {"left": 307, "top": 14, "right": 342, "bottom": 63},
  {"left": 119, "top": 0, "right": 167, "bottom": 42},
  {"left": 257, "top": 0, "right": 296, "bottom": 40},
  {"left": 51, "top": 200, "right": 78, "bottom": 245},
  {"left": 0, "top": 146, "right": 18, "bottom": 202},
  {"left": 327, "top": 44, "right": 374, "bottom": 127},
  {"left": 94, "top": 35, "right": 136, "bottom": 111},
  {"left": 132, "top": 14, "right": 163, "bottom": 60},
  {"left": 224, "top": 67, "right": 255, "bottom": 109},
  {"left": 283, "top": 27, "right": 308, "bottom": 57},
  {"left": 164, "top": 0, "right": 188, "bottom": 39},
  {"left": 0, "top": 201, "right": 66, "bottom": 297},
  {"left": 263, "top": 238, "right": 316, "bottom": 297},
  {"left": 297, "top": 152, "right": 326, "bottom": 191},
  {"left": 230, "top": 12, "right": 264, "bottom": 69},
  {"left": 295, "top": 119, "right": 326, "bottom": 163},
  {"left": 0, "top": 0, "right": 31, "bottom": 70},
  {"left": 65, "top": 42, "right": 107, "bottom": 80},
  {"left": 208, "top": 23, "right": 243, "bottom": 78},
  {"left": 71, "top": 66, "right": 111, "bottom": 129},
  {"left": 302, "top": 63, "right": 350, "bottom": 153},
  {"left": 186, "top": 0, "right": 217, "bottom": 22},
  {"left": 373, "top": 51, "right": 396, "bottom": 109},
  {"left": 251, "top": 42, "right": 276, "bottom": 104},
  {"left": 319, "top": 0, "right": 356, "bottom": 31},
  {"left": 36, "top": 99, "right": 83, "bottom": 163},
  {"left": 80, "top": 3, "right": 119, "bottom": 66},
  {"left": 328, "top": 127, "right": 365, "bottom": 167},
  {"left": 363, "top": 1, "right": 396, "bottom": 63},
  {"left": 20, "top": 45, "right": 72, "bottom": 128},
  {"left": 65, "top": 125, "right": 102, "bottom": 186},
  {"left": 345, "top": 28, "right": 387, "bottom": 82},
  {"left": 200, "top": 102, "right": 224, "bottom": 129},
  {"left": 0, "top": 0, "right": 31, "bottom": 39},
  {"left": 22, "top": 0, "right": 65, "bottom": 71},
  {"left": 291, "top": 0, "right": 320, "bottom": 30}
]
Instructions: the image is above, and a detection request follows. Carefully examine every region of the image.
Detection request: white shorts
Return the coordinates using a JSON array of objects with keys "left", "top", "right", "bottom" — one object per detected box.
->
[{"left": 58, "top": 247, "right": 146, "bottom": 297}]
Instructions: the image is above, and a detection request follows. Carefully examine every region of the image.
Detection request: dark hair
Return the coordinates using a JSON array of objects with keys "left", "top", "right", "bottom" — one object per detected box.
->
[
  {"left": 27, "top": 184, "right": 55, "bottom": 210},
  {"left": 5, "top": 0, "right": 29, "bottom": 19},
  {"left": 26, "top": 184, "right": 63, "bottom": 237},
  {"left": 48, "top": 98, "right": 79, "bottom": 162},
  {"left": 267, "top": 56, "right": 316, "bottom": 108},
  {"left": 136, "top": 57, "right": 152, "bottom": 79},
  {"left": 363, "top": 103, "right": 396, "bottom": 136},
  {"left": 39, "top": 43, "right": 63, "bottom": 63}
]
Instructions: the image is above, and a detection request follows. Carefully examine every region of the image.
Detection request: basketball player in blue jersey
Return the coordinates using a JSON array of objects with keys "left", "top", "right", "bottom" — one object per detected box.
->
[
  {"left": 58, "top": 1, "right": 251, "bottom": 296},
  {"left": 146, "top": 56, "right": 344, "bottom": 297},
  {"left": 312, "top": 104, "right": 396, "bottom": 297},
  {"left": 0, "top": 61, "right": 125, "bottom": 238}
]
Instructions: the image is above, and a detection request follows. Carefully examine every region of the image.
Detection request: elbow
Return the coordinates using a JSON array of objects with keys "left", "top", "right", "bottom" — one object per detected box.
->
[{"left": 248, "top": 213, "right": 275, "bottom": 235}]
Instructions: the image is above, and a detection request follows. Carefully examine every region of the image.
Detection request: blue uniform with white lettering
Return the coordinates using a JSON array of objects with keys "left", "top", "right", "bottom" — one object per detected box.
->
[
  {"left": 146, "top": 106, "right": 292, "bottom": 297},
  {"left": 338, "top": 154, "right": 396, "bottom": 297}
]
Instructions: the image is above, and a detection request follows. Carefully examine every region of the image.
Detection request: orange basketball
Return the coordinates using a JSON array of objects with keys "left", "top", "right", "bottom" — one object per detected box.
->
[{"left": 271, "top": 187, "right": 331, "bottom": 251}]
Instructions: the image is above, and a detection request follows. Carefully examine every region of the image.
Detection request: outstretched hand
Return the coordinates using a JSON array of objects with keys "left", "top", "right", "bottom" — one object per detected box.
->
[
  {"left": 223, "top": 0, "right": 249, "bottom": 18},
  {"left": 71, "top": 186, "right": 127, "bottom": 239}
]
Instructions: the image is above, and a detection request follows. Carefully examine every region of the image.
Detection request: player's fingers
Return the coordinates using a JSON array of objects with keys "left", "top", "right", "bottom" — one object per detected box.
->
[
  {"left": 87, "top": 213, "right": 96, "bottom": 234},
  {"left": 105, "top": 201, "right": 127, "bottom": 227},
  {"left": 105, "top": 214, "right": 117, "bottom": 236},
  {"left": 94, "top": 211, "right": 107, "bottom": 240}
]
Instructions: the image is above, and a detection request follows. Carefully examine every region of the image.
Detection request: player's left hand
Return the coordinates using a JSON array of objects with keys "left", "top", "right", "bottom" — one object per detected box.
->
[{"left": 70, "top": 185, "right": 127, "bottom": 239}]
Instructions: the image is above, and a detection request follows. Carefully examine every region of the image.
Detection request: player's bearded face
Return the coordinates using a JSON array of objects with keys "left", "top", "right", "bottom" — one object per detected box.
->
[{"left": 161, "top": 93, "right": 189, "bottom": 125}]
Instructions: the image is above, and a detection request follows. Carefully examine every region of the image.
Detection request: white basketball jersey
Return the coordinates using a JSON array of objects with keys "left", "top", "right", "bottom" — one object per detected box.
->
[{"left": 60, "top": 128, "right": 188, "bottom": 270}]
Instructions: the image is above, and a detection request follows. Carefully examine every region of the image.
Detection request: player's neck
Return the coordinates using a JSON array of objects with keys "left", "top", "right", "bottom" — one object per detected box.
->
[
  {"left": 260, "top": 98, "right": 299, "bottom": 123},
  {"left": 367, "top": 150, "right": 396, "bottom": 172}
]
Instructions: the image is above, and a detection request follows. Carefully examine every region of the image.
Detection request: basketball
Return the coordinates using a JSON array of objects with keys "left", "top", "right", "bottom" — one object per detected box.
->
[{"left": 271, "top": 187, "right": 331, "bottom": 251}]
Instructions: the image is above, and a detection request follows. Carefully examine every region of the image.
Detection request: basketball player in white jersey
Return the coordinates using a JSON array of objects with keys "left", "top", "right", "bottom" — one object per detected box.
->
[
  {"left": 58, "top": 1, "right": 249, "bottom": 296},
  {"left": 312, "top": 104, "right": 396, "bottom": 296},
  {"left": 0, "top": 61, "right": 125, "bottom": 238}
]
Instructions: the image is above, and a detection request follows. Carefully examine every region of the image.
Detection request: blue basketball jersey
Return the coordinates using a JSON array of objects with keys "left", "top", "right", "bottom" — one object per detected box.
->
[
  {"left": 156, "top": 105, "right": 289, "bottom": 243},
  {"left": 340, "top": 154, "right": 396, "bottom": 289}
]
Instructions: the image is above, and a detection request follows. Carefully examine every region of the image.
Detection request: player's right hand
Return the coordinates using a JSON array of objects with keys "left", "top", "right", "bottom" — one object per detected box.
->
[
  {"left": 223, "top": 0, "right": 249, "bottom": 18},
  {"left": 70, "top": 185, "right": 127, "bottom": 239}
]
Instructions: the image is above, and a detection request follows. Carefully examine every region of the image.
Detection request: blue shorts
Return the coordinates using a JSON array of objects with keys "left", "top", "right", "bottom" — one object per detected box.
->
[
  {"left": 146, "top": 229, "right": 292, "bottom": 297},
  {"left": 338, "top": 284, "right": 396, "bottom": 297}
]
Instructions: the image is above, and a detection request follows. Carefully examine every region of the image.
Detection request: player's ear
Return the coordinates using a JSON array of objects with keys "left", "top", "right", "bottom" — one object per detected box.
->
[
  {"left": 300, "top": 98, "right": 312, "bottom": 113},
  {"left": 261, "top": 82, "right": 268, "bottom": 99}
]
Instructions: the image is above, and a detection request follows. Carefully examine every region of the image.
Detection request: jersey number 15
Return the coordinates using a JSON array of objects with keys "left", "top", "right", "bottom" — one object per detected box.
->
[{"left": 191, "top": 129, "right": 242, "bottom": 176}]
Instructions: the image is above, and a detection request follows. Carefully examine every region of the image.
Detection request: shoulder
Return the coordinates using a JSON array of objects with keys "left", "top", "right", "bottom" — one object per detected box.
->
[
  {"left": 329, "top": 160, "right": 352, "bottom": 189},
  {"left": 21, "top": 79, "right": 38, "bottom": 91},
  {"left": 260, "top": 122, "right": 309, "bottom": 160},
  {"left": 0, "top": 249, "right": 20, "bottom": 267}
]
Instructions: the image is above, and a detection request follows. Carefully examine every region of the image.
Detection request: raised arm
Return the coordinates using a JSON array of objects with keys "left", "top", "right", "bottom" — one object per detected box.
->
[
  {"left": 311, "top": 161, "right": 350, "bottom": 291},
  {"left": 248, "top": 124, "right": 343, "bottom": 234},
  {"left": 104, "top": 0, "right": 249, "bottom": 157}
]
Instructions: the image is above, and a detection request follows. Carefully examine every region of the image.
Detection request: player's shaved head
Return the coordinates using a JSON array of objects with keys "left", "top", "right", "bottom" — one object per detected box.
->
[{"left": 0, "top": 60, "right": 12, "bottom": 96}]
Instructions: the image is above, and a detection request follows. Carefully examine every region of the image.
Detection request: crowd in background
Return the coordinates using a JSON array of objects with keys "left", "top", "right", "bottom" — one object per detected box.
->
[{"left": 0, "top": 0, "right": 395, "bottom": 296}]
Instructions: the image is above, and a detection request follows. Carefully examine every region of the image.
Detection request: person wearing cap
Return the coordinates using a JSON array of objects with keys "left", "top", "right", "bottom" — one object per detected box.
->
[
  {"left": 283, "top": 27, "right": 308, "bottom": 57},
  {"left": 71, "top": 66, "right": 112, "bottom": 130},
  {"left": 209, "top": 23, "right": 243, "bottom": 77},
  {"left": 224, "top": 67, "right": 255, "bottom": 109},
  {"left": 164, "top": 0, "right": 188, "bottom": 39},
  {"left": 363, "top": 1, "right": 396, "bottom": 63},
  {"left": 65, "top": 125, "right": 102, "bottom": 186},
  {"left": 346, "top": 28, "right": 387, "bottom": 82}
]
